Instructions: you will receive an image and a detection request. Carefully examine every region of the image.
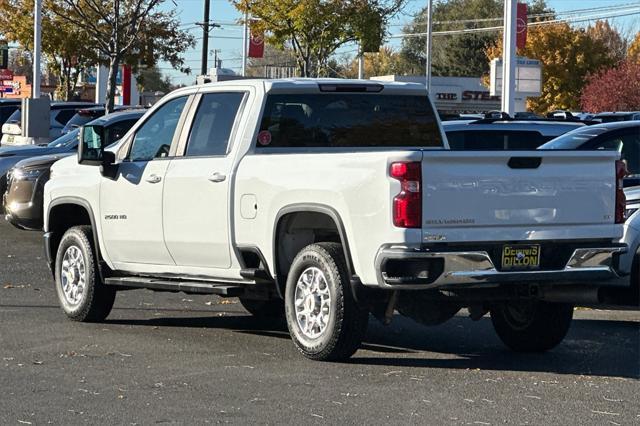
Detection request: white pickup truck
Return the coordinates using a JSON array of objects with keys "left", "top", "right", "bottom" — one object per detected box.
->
[{"left": 43, "top": 79, "right": 627, "bottom": 361}]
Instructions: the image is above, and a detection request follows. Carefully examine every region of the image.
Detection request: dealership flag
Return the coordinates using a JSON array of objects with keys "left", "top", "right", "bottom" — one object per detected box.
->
[
  {"left": 516, "top": 3, "right": 528, "bottom": 50},
  {"left": 248, "top": 22, "right": 264, "bottom": 58}
]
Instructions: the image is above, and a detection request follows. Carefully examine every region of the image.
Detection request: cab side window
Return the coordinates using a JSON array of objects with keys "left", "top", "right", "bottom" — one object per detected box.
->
[
  {"left": 185, "top": 92, "right": 244, "bottom": 157},
  {"left": 129, "top": 96, "right": 188, "bottom": 161}
]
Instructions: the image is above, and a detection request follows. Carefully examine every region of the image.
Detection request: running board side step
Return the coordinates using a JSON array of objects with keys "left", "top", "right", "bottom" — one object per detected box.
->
[
  {"left": 239, "top": 268, "right": 273, "bottom": 283},
  {"left": 104, "top": 276, "right": 246, "bottom": 297}
]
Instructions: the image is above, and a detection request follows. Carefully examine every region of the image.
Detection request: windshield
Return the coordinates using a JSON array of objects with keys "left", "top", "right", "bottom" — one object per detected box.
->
[
  {"left": 257, "top": 94, "right": 443, "bottom": 149},
  {"left": 5, "top": 109, "right": 21, "bottom": 124},
  {"left": 63, "top": 111, "right": 104, "bottom": 133},
  {"left": 47, "top": 128, "right": 80, "bottom": 148},
  {"left": 538, "top": 127, "right": 611, "bottom": 150}
]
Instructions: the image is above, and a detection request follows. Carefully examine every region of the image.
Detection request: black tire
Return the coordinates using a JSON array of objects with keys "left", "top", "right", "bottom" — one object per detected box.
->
[
  {"left": 239, "top": 297, "right": 284, "bottom": 318},
  {"left": 284, "top": 243, "right": 368, "bottom": 361},
  {"left": 490, "top": 300, "right": 573, "bottom": 352},
  {"left": 54, "top": 225, "right": 116, "bottom": 322}
]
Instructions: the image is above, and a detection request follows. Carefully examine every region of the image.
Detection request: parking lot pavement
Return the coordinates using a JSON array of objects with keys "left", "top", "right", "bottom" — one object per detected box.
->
[{"left": 0, "top": 220, "right": 638, "bottom": 424}]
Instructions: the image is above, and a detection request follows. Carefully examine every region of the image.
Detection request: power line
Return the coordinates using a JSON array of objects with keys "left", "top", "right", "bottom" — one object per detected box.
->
[
  {"left": 390, "top": 6, "right": 640, "bottom": 38},
  {"left": 390, "top": 2, "right": 640, "bottom": 27}
]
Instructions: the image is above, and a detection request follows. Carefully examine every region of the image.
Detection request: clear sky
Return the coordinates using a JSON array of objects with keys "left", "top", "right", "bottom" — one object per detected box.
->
[{"left": 160, "top": 0, "right": 640, "bottom": 86}]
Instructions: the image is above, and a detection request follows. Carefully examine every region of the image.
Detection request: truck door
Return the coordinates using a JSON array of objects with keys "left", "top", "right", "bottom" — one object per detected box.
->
[
  {"left": 162, "top": 92, "right": 246, "bottom": 269},
  {"left": 100, "top": 96, "right": 190, "bottom": 266}
]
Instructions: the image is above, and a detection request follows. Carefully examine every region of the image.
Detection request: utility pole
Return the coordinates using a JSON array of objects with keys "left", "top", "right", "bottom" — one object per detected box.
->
[
  {"left": 425, "top": 0, "right": 433, "bottom": 94},
  {"left": 33, "top": 0, "right": 42, "bottom": 98},
  {"left": 358, "top": 43, "right": 364, "bottom": 79},
  {"left": 501, "top": 0, "right": 517, "bottom": 116},
  {"left": 241, "top": 11, "right": 248, "bottom": 76},
  {"left": 200, "top": 0, "right": 210, "bottom": 76}
]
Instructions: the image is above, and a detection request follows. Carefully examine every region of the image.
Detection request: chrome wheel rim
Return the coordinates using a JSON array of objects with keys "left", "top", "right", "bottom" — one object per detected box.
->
[
  {"left": 60, "top": 245, "right": 86, "bottom": 306},
  {"left": 294, "top": 267, "right": 332, "bottom": 339}
]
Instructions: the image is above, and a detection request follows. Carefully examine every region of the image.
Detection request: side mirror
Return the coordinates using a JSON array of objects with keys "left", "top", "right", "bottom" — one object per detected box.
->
[{"left": 78, "top": 125, "right": 106, "bottom": 166}]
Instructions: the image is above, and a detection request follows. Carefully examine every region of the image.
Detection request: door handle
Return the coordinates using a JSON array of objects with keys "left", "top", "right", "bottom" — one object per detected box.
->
[
  {"left": 145, "top": 174, "right": 162, "bottom": 184},
  {"left": 208, "top": 172, "right": 226, "bottom": 183}
]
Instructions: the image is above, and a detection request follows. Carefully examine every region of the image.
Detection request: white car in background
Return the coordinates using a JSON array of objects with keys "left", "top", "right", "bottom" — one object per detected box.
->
[{"left": 1, "top": 102, "right": 95, "bottom": 146}]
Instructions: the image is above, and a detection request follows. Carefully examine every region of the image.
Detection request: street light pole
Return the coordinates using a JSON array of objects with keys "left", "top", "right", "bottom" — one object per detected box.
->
[
  {"left": 425, "top": 0, "right": 433, "bottom": 94},
  {"left": 501, "top": 0, "right": 517, "bottom": 116},
  {"left": 33, "top": 0, "right": 42, "bottom": 98},
  {"left": 241, "top": 11, "right": 248, "bottom": 76},
  {"left": 200, "top": 0, "right": 210, "bottom": 76}
]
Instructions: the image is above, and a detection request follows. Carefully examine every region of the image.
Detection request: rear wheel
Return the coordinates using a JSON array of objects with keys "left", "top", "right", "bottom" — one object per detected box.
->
[
  {"left": 54, "top": 226, "right": 116, "bottom": 322},
  {"left": 284, "top": 243, "right": 368, "bottom": 361},
  {"left": 239, "top": 297, "right": 284, "bottom": 318},
  {"left": 491, "top": 300, "right": 573, "bottom": 352}
]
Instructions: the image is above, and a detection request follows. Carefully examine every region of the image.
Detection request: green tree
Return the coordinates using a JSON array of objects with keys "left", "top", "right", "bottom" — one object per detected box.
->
[
  {"left": 137, "top": 65, "right": 173, "bottom": 93},
  {"left": 401, "top": 0, "right": 552, "bottom": 77},
  {"left": 51, "top": 0, "right": 195, "bottom": 112},
  {"left": 234, "top": 0, "right": 405, "bottom": 77},
  {"left": 0, "top": 0, "right": 98, "bottom": 100}
]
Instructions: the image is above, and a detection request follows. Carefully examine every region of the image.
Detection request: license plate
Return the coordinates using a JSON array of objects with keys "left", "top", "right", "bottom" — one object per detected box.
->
[
  {"left": 6, "top": 135, "right": 14, "bottom": 144},
  {"left": 501, "top": 244, "right": 540, "bottom": 270}
]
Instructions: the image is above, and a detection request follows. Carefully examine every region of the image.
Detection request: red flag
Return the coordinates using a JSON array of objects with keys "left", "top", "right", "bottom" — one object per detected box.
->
[
  {"left": 248, "top": 23, "right": 264, "bottom": 58},
  {"left": 516, "top": 3, "right": 528, "bottom": 50}
]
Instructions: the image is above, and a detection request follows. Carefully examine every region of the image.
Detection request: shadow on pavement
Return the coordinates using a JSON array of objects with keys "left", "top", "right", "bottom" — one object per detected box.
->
[
  {"left": 4, "top": 302, "right": 637, "bottom": 379},
  {"left": 104, "top": 311, "right": 638, "bottom": 380}
]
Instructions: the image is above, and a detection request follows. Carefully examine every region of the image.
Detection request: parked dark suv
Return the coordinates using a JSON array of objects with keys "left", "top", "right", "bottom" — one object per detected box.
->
[{"left": 3, "top": 110, "right": 144, "bottom": 229}]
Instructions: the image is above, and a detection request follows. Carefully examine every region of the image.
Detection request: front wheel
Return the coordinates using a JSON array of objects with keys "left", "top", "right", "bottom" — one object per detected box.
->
[
  {"left": 284, "top": 243, "right": 368, "bottom": 361},
  {"left": 490, "top": 300, "right": 573, "bottom": 352},
  {"left": 54, "top": 226, "right": 116, "bottom": 322}
]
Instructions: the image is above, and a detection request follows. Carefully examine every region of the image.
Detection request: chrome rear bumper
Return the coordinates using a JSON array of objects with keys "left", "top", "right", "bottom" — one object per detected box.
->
[{"left": 375, "top": 245, "right": 627, "bottom": 290}]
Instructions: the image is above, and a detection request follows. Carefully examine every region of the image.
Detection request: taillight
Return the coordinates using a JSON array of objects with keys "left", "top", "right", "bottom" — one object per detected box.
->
[
  {"left": 390, "top": 162, "right": 422, "bottom": 228},
  {"left": 615, "top": 159, "right": 627, "bottom": 224}
]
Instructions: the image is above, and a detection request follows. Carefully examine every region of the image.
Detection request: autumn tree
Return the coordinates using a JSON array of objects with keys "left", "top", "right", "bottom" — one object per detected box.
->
[
  {"left": 50, "top": 0, "right": 194, "bottom": 112},
  {"left": 234, "top": 0, "right": 405, "bottom": 77},
  {"left": 486, "top": 23, "right": 615, "bottom": 113},
  {"left": 401, "top": 0, "right": 552, "bottom": 77},
  {"left": 341, "top": 46, "right": 409, "bottom": 78},
  {"left": 586, "top": 20, "right": 627, "bottom": 64},
  {"left": 581, "top": 61, "right": 640, "bottom": 112},
  {"left": 629, "top": 32, "right": 640, "bottom": 64},
  {"left": 0, "top": 0, "right": 98, "bottom": 100}
]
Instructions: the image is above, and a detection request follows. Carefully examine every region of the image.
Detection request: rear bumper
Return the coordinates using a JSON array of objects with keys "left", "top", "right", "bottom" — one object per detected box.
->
[{"left": 375, "top": 244, "right": 627, "bottom": 290}]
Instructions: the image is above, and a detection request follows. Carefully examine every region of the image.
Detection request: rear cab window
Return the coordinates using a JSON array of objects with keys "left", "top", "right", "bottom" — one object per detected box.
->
[
  {"left": 446, "top": 130, "right": 549, "bottom": 150},
  {"left": 256, "top": 93, "right": 443, "bottom": 149}
]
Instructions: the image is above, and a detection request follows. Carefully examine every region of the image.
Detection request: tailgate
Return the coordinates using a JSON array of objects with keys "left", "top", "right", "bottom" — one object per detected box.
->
[{"left": 421, "top": 150, "right": 621, "bottom": 243}]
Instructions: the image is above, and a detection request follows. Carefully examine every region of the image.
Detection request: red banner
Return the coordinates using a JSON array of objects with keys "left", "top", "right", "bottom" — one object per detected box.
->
[
  {"left": 0, "top": 69, "right": 13, "bottom": 82},
  {"left": 516, "top": 3, "right": 528, "bottom": 50},
  {"left": 248, "top": 24, "right": 264, "bottom": 59}
]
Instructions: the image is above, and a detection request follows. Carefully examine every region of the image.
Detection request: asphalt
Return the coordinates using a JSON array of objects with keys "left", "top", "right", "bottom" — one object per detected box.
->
[{"left": 0, "top": 220, "right": 638, "bottom": 425}]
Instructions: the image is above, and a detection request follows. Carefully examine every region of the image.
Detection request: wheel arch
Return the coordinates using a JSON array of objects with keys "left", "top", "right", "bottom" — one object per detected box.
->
[
  {"left": 45, "top": 197, "right": 104, "bottom": 277},
  {"left": 272, "top": 203, "right": 356, "bottom": 297}
]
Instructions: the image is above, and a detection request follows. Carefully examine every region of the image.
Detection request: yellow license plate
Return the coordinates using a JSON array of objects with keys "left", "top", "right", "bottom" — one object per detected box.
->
[
  {"left": 6, "top": 135, "right": 14, "bottom": 143},
  {"left": 501, "top": 244, "right": 540, "bottom": 270}
]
